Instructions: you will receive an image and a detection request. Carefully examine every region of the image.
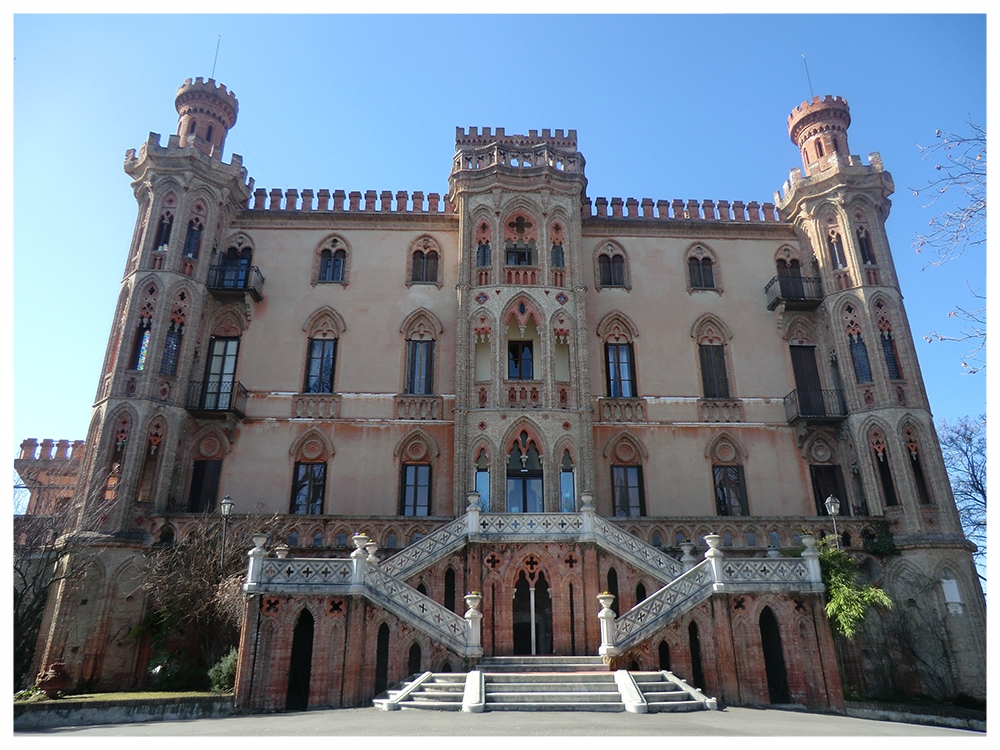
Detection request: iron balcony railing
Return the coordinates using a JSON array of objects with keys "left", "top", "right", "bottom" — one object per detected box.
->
[
  {"left": 764, "top": 275, "right": 823, "bottom": 310},
  {"left": 207, "top": 265, "right": 265, "bottom": 301},
  {"left": 783, "top": 388, "right": 847, "bottom": 422},
  {"left": 186, "top": 380, "right": 249, "bottom": 418}
]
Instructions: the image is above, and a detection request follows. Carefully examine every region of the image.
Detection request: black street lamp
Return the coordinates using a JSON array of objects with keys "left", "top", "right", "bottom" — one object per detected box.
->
[
  {"left": 824, "top": 494, "right": 841, "bottom": 549},
  {"left": 220, "top": 495, "right": 235, "bottom": 571}
]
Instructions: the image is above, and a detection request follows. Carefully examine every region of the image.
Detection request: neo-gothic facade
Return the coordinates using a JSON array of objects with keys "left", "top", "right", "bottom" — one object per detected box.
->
[{"left": 17, "top": 79, "right": 985, "bottom": 711}]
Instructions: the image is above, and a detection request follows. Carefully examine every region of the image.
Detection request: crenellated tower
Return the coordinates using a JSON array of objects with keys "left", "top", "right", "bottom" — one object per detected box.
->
[
  {"left": 777, "top": 95, "right": 984, "bottom": 699},
  {"left": 448, "top": 128, "right": 595, "bottom": 516},
  {"left": 36, "top": 80, "right": 253, "bottom": 690}
]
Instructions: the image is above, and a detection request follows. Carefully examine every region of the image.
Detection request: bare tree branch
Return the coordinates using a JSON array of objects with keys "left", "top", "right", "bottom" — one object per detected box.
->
[{"left": 937, "top": 416, "right": 986, "bottom": 580}]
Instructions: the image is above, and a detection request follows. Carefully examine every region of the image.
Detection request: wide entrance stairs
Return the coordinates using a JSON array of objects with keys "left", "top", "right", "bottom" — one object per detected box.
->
[{"left": 375, "top": 655, "right": 716, "bottom": 713}]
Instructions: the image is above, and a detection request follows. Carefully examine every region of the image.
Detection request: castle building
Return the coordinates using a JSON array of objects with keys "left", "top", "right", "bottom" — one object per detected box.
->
[{"left": 18, "top": 78, "right": 985, "bottom": 711}]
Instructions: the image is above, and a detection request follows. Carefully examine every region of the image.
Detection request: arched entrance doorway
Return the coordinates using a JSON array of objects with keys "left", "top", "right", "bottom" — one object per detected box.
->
[
  {"left": 285, "top": 609, "right": 314, "bottom": 711},
  {"left": 759, "top": 607, "right": 791, "bottom": 703},
  {"left": 512, "top": 568, "right": 553, "bottom": 655}
]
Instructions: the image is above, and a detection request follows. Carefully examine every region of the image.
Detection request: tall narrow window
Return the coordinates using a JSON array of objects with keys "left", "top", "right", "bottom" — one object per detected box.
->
[
  {"left": 857, "top": 227, "right": 876, "bottom": 265},
  {"left": 827, "top": 231, "right": 847, "bottom": 269},
  {"left": 596, "top": 242, "right": 628, "bottom": 288},
  {"left": 699, "top": 344, "right": 730, "bottom": 398},
  {"left": 204, "top": 336, "right": 240, "bottom": 409},
  {"left": 551, "top": 244, "right": 565, "bottom": 268},
  {"left": 559, "top": 450, "right": 575, "bottom": 512},
  {"left": 290, "top": 461, "right": 326, "bottom": 514},
  {"left": 844, "top": 306, "right": 872, "bottom": 384},
  {"left": 304, "top": 339, "right": 337, "bottom": 394},
  {"left": 875, "top": 301, "right": 902, "bottom": 380},
  {"left": 477, "top": 241, "right": 491, "bottom": 267},
  {"left": 605, "top": 342, "right": 636, "bottom": 397},
  {"left": 153, "top": 212, "right": 173, "bottom": 249},
  {"left": 410, "top": 237, "right": 441, "bottom": 283},
  {"left": 870, "top": 429, "right": 898, "bottom": 507},
  {"left": 405, "top": 340, "right": 434, "bottom": 395},
  {"left": 160, "top": 323, "right": 182, "bottom": 376},
  {"left": 401, "top": 464, "right": 431, "bottom": 516},
  {"left": 611, "top": 465, "right": 645, "bottom": 517},
  {"left": 475, "top": 450, "right": 491, "bottom": 511},
  {"left": 713, "top": 464, "right": 749, "bottom": 516},
  {"left": 508, "top": 341, "right": 534, "bottom": 380},
  {"left": 129, "top": 319, "right": 151, "bottom": 371},
  {"left": 182, "top": 218, "right": 204, "bottom": 259},
  {"left": 904, "top": 426, "right": 933, "bottom": 505}
]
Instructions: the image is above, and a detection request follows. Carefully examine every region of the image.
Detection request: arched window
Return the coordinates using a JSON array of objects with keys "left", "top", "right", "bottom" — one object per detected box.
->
[
  {"left": 290, "top": 432, "right": 331, "bottom": 515},
  {"left": 903, "top": 423, "right": 933, "bottom": 505},
  {"left": 188, "top": 429, "right": 226, "bottom": 513},
  {"left": 182, "top": 216, "right": 204, "bottom": 259},
  {"left": 844, "top": 305, "right": 873, "bottom": 384},
  {"left": 217, "top": 245, "right": 252, "bottom": 289},
  {"left": 869, "top": 427, "right": 899, "bottom": 507},
  {"left": 152, "top": 211, "right": 173, "bottom": 250},
  {"left": 302, "top": 308, "right": 344, "bottom": 394},
  {"left": 559, "top": 449, "right": 576, "bottom": 512},
  {"left": 397, "top": 431, "right": 437, "bottom": 516},
  {"left": 874, "top": 300, "right": 903, "bottom": 380},
  {"left": 316, "top": 236, "right": 349, "bottom": 284},
  {"left": 504, "top": 213, "right": 536, "bottom": 266},
  {"left": 506, "top": 430, "right": 543, "bottom": 513},
  {"left": 693, "top": 316, "right": 732, "bottom": 399},
  {"left": 598, "top": 311, "right": 639, "bottom": 398},
  {"left": 410, "top": 236, "right": 440, "bottom": 284},
  {"left": 595, "top": 241, "right": 628, "bottom": 289},
  {"left": 710, "top": 435, "right": 749, "bottom": 516},
  {"left": 474, "top": 448, "right": 491, "bottom": 512},
  {"left": 607, "top": 435, "right": 646, "bottom": 517},
  {"left": 826, "top": 230, "right": 847, "bottom": 269},
  {"left": 686, "top": 244, "right": 719, "bottom": 291},
  {"left": 136, "top": 417, "right": 165, "bottom": 504},
  {"left": 128, "top": 284, "right": 157, "bottom": 371},
  {"left": 857, "top": 226, "right": 876, "bottom": 265},
  {"left": 160, "top": 289, "right": 189, "bottom": 376}
]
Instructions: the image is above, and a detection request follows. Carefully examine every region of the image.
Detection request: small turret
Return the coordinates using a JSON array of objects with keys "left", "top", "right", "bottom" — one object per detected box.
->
[
  {"left": 174, "top": 77, "right": 239, "bottom": 159},
  {"left": 787, "top": 95, "right": 851, "bottom": 177}
]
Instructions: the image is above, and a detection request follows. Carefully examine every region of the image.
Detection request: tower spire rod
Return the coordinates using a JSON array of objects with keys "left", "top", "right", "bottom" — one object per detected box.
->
[
  {"left": 211, "top": 35, "right": 221, "bottom": 79},
  {"left": 801, "top": 54, "right": 815, "bottom": 100}
]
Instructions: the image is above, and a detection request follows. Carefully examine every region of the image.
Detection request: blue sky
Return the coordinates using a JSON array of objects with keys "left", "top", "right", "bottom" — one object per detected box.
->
[{"left": 10, "top": 13, "right": 988, "bottom": 461}]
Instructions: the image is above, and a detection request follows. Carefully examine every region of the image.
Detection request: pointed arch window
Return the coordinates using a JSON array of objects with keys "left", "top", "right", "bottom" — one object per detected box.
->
[
  {"left": 319, "top": 248, "right": 347, "bottom": 282},
  {"left": 305, "top": 339, "right": 337, "bottom": 394},
  {"left": 160, "top": 290, "right": 189, "bottom": 376},
  {"left": 411, "top": 244, "right": 439, "bottom": 283},
  {"left": 903, "top": 425, "right": 933, "bottom": 505},
  {"left": 870, "top": 428, "right": 898, "bottom": 507},
  {"left": 844, "top": 305, "right": 873, "bottom": 383},
  {"left": 153, "top": 211, "right": 173, "bottom": 250},
  {"left": 875, "top": 300, "right": 902, "bottom": 380},
  {"left": 183, "top": 217, "right": 204, "bottom": 259},
  {"left": 559, "top": 449, "right": 576, "bottom": 512},
  {"left": 475, "top": 449, "right": 491, "bottom": 511},
  {"left": 506, "top": 432, "right": 543, "bottom": 513},
  {"left": 713, "top": 465, "right": 749, "bottom": 516},
  {"left": 605, "top": 342, "right": 636, "bottom": 397},
  {"left": 827, "top": 230, "right": 847, "bottom": 269},
  {"left": 857, "top": 226, "right": 876, "bottom": 265},
  {"left": 129, "top": 284, "right": 157, "bottom": 371}
]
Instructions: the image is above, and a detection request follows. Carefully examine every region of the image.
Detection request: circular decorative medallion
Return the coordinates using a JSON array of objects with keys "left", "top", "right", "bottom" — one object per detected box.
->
[
  {"left": 302, "top": 439, "right": 323, "bottom": 460},
  {"left": 406, "top": 441, "right": 428, "bottom": 461},
  {"left": 475, "top": 292, "right": 488, "bottom": 304},
  {"left": 556, "top": 292, "right": 569, "bottom": 305},
  {"left": 714, "top": 440, "right": 737, "bottom": 464},
  {"left": 199, "top": 436, "right": 220, "bottom": 458}
]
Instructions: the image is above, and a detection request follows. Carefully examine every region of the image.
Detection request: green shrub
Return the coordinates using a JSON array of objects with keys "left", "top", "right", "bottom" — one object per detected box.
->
[
  {"left": 208, "top": 647, "right": 239, "bottom": 693},
  {"left": 819, "top": 544, "right": 892, "bottom": 639}
]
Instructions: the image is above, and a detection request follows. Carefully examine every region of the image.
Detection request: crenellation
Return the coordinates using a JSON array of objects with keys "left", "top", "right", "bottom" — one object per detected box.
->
[
  {"left": 300, "top": 188, "right": 314, "bottom": 212},
  {"left": 746, "top": 201, "right": 760, "bottom": 222},
  {"left": 380, "top": 190, "right": 394, "bottom": 213},
  {"left": 411, "top": 190, "right": 424, "bottom": 213},
  {"left": 268, "top": 188, "right": 283, "bottom": 210},
  {"left": 641, "top": 198, "right": 654, "bottom": 218},
  {"left": 364, "top": 190, "right": 377, "bottom": 211},
  {"left": 18, "top": 438, "right": 86, "bottom": 461},
  {"left": 702, "top": 200, "right": 716, "bottom": 221},
  {"left": 396, "top": 190, "right": 408, "bottom": 212},
  {"left": 656, "top": 199, "right": 670, "bottom": 219},
  {"left": 253, "top": 188, "right": 267, "bottom": 209},
  {"left": 285, "top": 189, "right": 299, "bottom": 211},
  {"left": 611, "top": 197, "right": 624, "bottom": 218},
  {"left": 333, "top": 189, "right": 347, "bottom": 211},
  {"left": 717, "top": 199, "right": 731, "bottom": 222},
  {"left": 625, "top": 198, "right": 639, "bottom": 217}
]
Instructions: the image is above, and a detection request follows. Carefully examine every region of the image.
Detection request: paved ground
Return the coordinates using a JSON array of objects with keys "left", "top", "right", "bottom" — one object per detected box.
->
[{"left": 18, "top": 705, "right": 982, "bottom": 737}]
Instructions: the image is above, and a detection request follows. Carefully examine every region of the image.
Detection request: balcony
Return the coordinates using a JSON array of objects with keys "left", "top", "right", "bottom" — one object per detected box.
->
[
  {"left": 395, "top": 395, "right": 444, "bottom": 420},
  {"left": 764, "top": 275, "right": 823, "bottom": 310},
  {"left": 186, "top": 380, "right": 249, "bottom": 419},
  {"left": 783, "top": 389, "right": 847, "bottom": 423},
  {"left": 598, "top": 397, "right": 646, "bottom": 423},
  {"left": 207, "top": 264, "right": 265, "bottom": 301}
]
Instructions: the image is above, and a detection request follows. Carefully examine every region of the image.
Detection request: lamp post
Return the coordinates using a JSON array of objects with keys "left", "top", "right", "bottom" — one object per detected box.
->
[
  {"left": 220, "top": 495, "right": 235, "bottom": 571},
  {"left": 824, "top": 494, "right": 841, "bottom": 549}
]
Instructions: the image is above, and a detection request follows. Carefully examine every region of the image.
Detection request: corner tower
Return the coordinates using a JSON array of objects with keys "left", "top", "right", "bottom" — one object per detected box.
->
[
  {"left": 778, "top": 95, "right": 985, "bottom": 701},
  {"left": 34, "top": 81, "right": 253, "bottom": 692}
]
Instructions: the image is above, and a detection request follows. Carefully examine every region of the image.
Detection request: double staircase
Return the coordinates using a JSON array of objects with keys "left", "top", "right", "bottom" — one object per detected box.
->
[{"left": 375, "top": 655, "right": 716, "bottom": 713}]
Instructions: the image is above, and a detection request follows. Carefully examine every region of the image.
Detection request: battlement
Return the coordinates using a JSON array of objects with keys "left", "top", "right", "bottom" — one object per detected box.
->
[
  {"left": 248, "top": 187, "right": 453, "bottom": 214},
  {"left": 124, "top": 132, "right": 251, "bottom": 185},
  {"left": 584, "top": 195, "right": 781, "bottom": 223},
  {"left": 455, "top": 127, "right": 578, "bottom": 151},
  {"left": 175, "top": 77, "right": 239, "bottom": 127},
  {"left": 787, "top": 95, "right": 851, "bottom": 144},
  {"left": 18, "top": 438, "right": 86, "bottom": 462}
]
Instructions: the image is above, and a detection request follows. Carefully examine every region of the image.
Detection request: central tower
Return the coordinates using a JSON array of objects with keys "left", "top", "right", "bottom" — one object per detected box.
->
[{"left": 448, "top": 128, "right": 594, "bottom": 515}]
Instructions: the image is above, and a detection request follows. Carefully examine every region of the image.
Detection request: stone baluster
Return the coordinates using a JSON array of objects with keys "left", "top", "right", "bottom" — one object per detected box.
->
[
  {"left": 351, "top": 533, "right": 370, "bottom": 590},
  {"left": 464, "top": 592, "right": 484, "bottom": 657},
  {"left": 244, "top": 532, "right": 270, "bottom": 591},
  {"left": 466, "top": 492, "right": 481, "bottom": 538},
  {"left": 365, "top": 539, "right": 380, "bottom": 564},
  {"left": 597, "top": 593, "right": 619, "bottom": 658},
  {"left": 704, "top": 533, "right": 726, "bottom": 592},
  {"left": 801, "top": 534, "right": 822, "bottom": 584},
  {"left": 579, "top": 492, "right": 595, "bottom": 541},
  {"left": 680, "top": 540, "right": 697, "bottom": 572}
]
